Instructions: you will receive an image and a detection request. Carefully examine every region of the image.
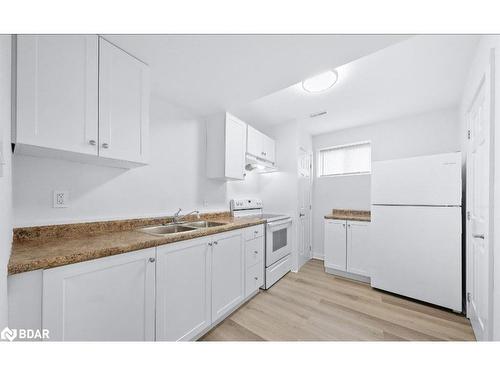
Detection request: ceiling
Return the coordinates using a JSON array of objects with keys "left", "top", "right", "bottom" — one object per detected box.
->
[
  {"left": 103, "top": 34, "right": 409, "bottom": 116},
  {"left": 232, "top": 35, "right": 480, "bottom": 135}
]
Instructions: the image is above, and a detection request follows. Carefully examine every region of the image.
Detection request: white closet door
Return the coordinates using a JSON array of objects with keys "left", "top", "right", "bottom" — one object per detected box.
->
[
  {"left": 16, "top": 35, "right": 99, "bottom": 154},
  {"left": 99, "top": 38, "right": 150, "bottom": 163}
]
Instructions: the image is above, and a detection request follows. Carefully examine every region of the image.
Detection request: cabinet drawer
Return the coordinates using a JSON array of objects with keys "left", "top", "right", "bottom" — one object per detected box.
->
[
  {"left": 245, "top": 237, "right": 264, "bottom": 268},
  {"left": 245, "top": 261, "right": 264, "bottom": 297},
  {"left": 244, "top": 224, "right": 264, "bottom": 241}
]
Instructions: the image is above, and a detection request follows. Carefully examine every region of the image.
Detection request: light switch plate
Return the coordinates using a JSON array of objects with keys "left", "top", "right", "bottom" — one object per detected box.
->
[{"left": 53, "top": 190, "right": 69, "bottom": 208}]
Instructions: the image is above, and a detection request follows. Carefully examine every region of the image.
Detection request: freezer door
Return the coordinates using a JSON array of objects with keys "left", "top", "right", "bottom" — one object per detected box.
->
[
  {"left": 371, "top": 152, "right": 462, "bottom": 206},
  {"left": 370, "top": 205, "right": 462, "bottom": 311}
]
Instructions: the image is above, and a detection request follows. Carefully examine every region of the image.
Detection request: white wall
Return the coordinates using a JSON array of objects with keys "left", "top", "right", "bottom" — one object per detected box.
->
[
  {"left": 311, "top": 107, "right": 461, "bottom": 258},
  {"left": 13, "top": 95, "right": 262, "bottom": 227},
  {"left": 0, "top": 35, "right": 13, "bottom": 330},
  {"left": 260, "top": 120, "right": 313, "bottom": 271},
  {"left": 460, "top": 35, "right": 500, "bottom": 341}
]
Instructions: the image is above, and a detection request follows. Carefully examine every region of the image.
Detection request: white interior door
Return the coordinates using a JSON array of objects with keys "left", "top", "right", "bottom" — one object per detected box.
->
[
  {"left": 466, "top": 51, "right": 494, "bottom": 341},
  {"left": 298, "top": 148, "right": 312, "bottom": 269}
]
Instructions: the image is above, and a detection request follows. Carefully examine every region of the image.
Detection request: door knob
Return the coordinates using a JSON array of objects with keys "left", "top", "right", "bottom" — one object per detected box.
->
[
  {"left": 299, "top": 213, "right": 305, "bottom": 217},
  {"left": 473, "top": 233, "right": 485, "bottom": 239},
  {"left": 89, "top": 140, "right": 96, "bottom": 146},
  {"left": 102, "top": 143, "right": 109, "bottom": 149},
  {"left": 149, "top": 257, "right": 155, "bottom": 263}
]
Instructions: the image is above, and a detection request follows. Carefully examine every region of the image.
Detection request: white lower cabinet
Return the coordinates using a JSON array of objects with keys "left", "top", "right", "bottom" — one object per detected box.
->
[
  {"left": 324, "top": 219, "right": 347, "bottom": 271},
  {"left": 244, "top": 226, "right": 265, "bottom": 298},
  {"left": 324, "top": 219, "right": 370, "bottom": 279},
  {"left": 12, "top": 225, "right": 261, "bottom": 341},
  {"left": 245, "top": 261, "right": 264, "bottom": 297},
  {"left": 211, "top": 230, "right": 245, "bottom": 323},
  {"left": 42, "top": 248, "right": 156, "bottom": 341},
  {"left": 347, "top": 221, "right": 370, "bottom": 277},
  {"left": 156, "top": 238, "right": 211, "bottom": 341}
]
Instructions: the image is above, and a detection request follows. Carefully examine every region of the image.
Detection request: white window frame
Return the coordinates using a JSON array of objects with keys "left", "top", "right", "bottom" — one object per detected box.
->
[{"left": 317, "top": 141, "right": 372, "bottom": 178}]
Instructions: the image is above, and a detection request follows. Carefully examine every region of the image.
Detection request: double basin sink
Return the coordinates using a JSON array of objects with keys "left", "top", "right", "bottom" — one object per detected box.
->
[{"left": 138, "top": 220, "right": 226, "bottom": 237}]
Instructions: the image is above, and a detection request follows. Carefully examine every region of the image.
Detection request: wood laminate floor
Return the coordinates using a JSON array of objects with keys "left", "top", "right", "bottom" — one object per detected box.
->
[{"left": 201, "top": 259, "right": 475, "bottom": 341}]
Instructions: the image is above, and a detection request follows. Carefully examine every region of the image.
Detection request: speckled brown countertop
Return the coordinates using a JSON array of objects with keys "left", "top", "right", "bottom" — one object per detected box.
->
[
  {"left": 8, "top": 212, "right": 265, "bottom": 275},
  {"left": 324, "top": 209, "right": 371, "bottom": 222}
]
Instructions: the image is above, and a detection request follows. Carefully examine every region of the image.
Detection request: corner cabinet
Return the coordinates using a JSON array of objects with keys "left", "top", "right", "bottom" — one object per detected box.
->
[
  {"left": 156, "top": 238, "right": 212, "bottom": 341},
  {"left": 324, "top": 219, "right": 370, "bottom": 280},
  {"left": 42, "top": 248, "right": 156, "bottom": 341},
  {"left": 206, "top": 112, "right": 247, "bottom": 180},
  {"left": 14, "top": 35, "right": 150, "bottom": 168}
]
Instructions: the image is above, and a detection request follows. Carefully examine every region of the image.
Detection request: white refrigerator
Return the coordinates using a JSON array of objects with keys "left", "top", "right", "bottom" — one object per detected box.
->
[{"left": 370, "top": 152, "right": 462, "bottom": 311}]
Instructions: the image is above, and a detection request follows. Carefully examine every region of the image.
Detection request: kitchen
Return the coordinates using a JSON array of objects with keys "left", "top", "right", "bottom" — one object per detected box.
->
[{"left": 1, "top": 28, "right": 500, "bottom": 353}]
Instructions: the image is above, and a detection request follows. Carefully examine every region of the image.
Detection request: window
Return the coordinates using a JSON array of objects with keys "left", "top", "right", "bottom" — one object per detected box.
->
[{"left": 318, "top": 141, "right": 371, "bottom": 177}]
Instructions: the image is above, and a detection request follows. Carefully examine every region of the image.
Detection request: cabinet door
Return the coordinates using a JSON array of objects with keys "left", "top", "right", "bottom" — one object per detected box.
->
[
  {"left": 42, "top": 248, "right": 155, "bottom": 341},
  {"left": 99, "top": 38, "right": 150, "bottom": 163},
  {"left": 246, "top": 125, "right": 262, "bottom": 158},
  {"left": 347, "top": 221, "right": 370, "bottom": 277},
  {"left": 324, "top": 220, "right": 347, "bottom": 271},
  {"left": 16, "top": 35, "right": 98, "bottom": 155},
  {"left": 156, "top": 238, "right": 212, "bottom": 341},
  {"left": 225, "top": 113, "right": 246, "bottom": 179},
  {"left": 211, "top": 230, "right": 245, "bottom": 322},
  {"left": 261, "top": 133, "right": 275, "bottom": 164}
]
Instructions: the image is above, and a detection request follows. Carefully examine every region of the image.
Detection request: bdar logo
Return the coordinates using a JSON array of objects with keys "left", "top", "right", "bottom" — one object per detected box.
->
[{"left": 1, "top": 327, "right": 17, "bottom": 341}]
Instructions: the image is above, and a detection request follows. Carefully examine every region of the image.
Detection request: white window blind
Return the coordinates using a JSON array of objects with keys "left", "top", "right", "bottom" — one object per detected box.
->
[{"left": 318, "top": 142, "right": 371, "bottom": 177}]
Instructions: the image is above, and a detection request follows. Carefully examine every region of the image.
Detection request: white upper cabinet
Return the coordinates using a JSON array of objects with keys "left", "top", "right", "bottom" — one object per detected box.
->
[
  {"left": 206, "top": 112, "right": 247, "bottom": 180},
  {"left": 246, "top": 125, "right": 275, "bottom": 164},
  {"left": 14, "top": 35, "right": 150, "bottom": 168},
  {"left": 99, "top": 38, "right": 150, "bottom": 164},
  {"left": 16, "top": 35, "right": 99, "bottom": 155}
]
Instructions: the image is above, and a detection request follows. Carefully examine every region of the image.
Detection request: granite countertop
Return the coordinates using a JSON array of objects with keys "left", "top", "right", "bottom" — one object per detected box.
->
[
  {"left": 324, "top": 209, "right": 371, "bottom": 222},
  {"left": 8, "top": 213, "right": 265, "bottom": 275}
]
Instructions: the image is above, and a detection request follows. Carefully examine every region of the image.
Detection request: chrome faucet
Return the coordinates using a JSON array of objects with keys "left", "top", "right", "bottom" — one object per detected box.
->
[{"left": 172, "top": 208, "right": 200, "bottom": 223}]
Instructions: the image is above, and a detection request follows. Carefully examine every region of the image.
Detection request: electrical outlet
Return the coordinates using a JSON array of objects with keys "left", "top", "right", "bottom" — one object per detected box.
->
[{"left": 53, "top": 190, "right": 69, "bottom": 208}]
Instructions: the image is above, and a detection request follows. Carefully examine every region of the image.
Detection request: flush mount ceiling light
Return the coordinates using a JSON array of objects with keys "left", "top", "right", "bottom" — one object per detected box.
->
[{"left": 302, "top": 70, "right": 338, "bottom": 93}]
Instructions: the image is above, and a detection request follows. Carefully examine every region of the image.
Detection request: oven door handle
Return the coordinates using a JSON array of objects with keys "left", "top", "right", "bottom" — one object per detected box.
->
[{"left": 267, "top": 218, "right": 293, "bottom": 228}]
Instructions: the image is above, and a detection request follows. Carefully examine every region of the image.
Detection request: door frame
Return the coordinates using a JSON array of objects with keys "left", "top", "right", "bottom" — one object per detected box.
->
[
  {"left": 297, "top": 146, "right": 313, "bottom": 268},
  {"left": 465, "top": 47, "right": 496, "bottom": 341}
]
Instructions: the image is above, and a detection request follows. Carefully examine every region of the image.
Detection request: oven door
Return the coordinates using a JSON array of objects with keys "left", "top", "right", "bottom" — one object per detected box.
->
[{"left": 266, "top": 218, "right": 292, "bottom": 266}]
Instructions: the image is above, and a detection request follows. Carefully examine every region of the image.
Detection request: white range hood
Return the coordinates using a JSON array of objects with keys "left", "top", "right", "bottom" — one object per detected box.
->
[{"left": 245, "top": 154, "right": 277, "bottom": 173}]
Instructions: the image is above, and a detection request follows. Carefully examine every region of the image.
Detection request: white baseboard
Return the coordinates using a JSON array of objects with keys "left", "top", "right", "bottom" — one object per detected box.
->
[
  {"left": 312, "top": 252, "right": 324, "bottom": 260},
  {"left": 325, "top": 267, "right": 371, "bottom": 284}
]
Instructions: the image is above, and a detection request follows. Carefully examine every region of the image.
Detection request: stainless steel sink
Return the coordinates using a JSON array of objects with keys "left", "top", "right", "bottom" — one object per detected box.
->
[
  {"left": 184, "top": 221, "right": 226, "bottom": 229},
  {"left": 138, "top": 224, "right": 197, "bottom": 236}
]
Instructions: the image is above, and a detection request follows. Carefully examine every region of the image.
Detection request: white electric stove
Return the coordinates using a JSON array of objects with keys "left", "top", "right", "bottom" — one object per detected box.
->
[{"left": 230, "top": 199, "right": 293, "bottom": 289}]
